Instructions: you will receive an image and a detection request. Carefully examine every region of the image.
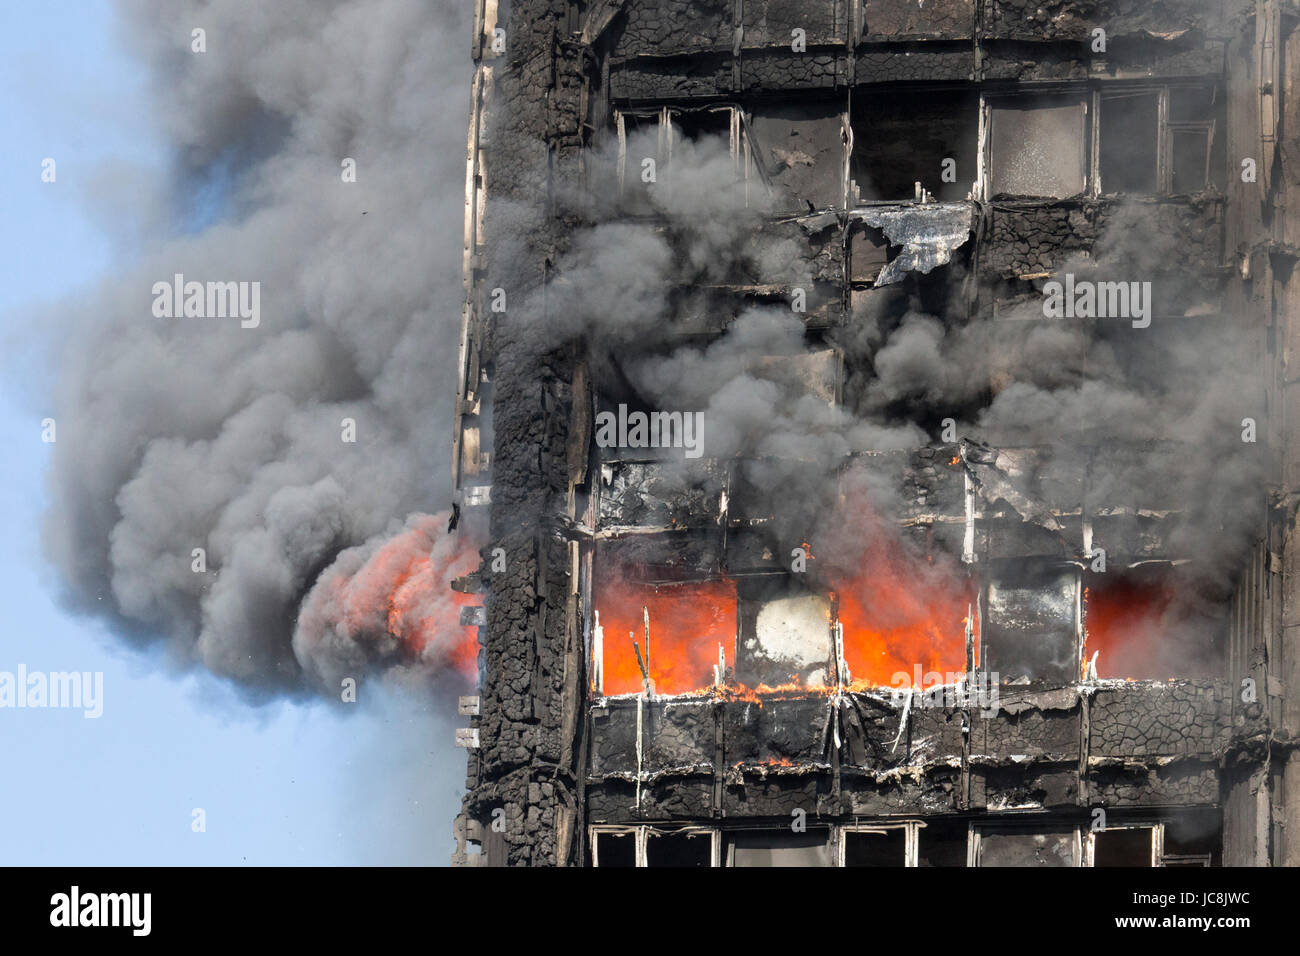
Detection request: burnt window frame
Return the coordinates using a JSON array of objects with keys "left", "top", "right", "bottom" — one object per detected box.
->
[
  {"left": 588, "top": 824, "right": 721, "bottom": 867},
  {"left": 1085, "top": 822, "right": 1161, "bottom": 867},
  {"left": 1094, "top": 83, "right": 1219, "bottom": 196},
  {"left": 976, "top": 81, "right": 1220, "bottom": 200},
  {"left": 836, "top": 821, "right": 922, "bottom": 867},
  {"left": 968, "top": 821, "right": 1085, "bottom": 867},
  {"left": 978, "top": 89, "right": 1092, "bottom": 200},
  {"left": 613, "top": 105, "right": 745, "bottom": 198}
]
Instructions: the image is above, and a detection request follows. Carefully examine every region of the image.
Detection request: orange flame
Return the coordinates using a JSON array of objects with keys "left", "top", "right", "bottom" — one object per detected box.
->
[
  {"left": 300, "top": 513, "right": 482, "bottom": 686},
  {"left": 593, "top": 567, "right": 737, "bottom": 696}
]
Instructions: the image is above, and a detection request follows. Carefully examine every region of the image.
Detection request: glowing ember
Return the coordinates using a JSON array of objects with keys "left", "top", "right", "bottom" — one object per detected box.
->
[{"left": 827, "top": 480, "right": 973, "bottom": 688}]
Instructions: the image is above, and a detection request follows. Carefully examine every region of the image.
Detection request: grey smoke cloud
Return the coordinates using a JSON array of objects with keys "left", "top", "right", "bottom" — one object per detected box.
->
[{"left": 43, "top": 0, "right": 473, "bottom": 697}]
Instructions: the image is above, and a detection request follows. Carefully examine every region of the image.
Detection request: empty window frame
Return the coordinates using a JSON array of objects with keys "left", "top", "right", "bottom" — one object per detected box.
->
[
  {"left": 1083, "top": 564, "right": 1224, "bottom": 681},
  {"left": 725, "top": 828, "right": 833, "bottom": 866},
  {"left": 981, "top": 566, "right": 1081, "bottom": 685},
  {"left": 1087, "top": 824, "right": 1159, "bottom": 867},
  {"left": 970, "top": 823, "right": 1082, "bottom": 867},
  {"left": 614, "top": 106, "right": 742, "bottom": 197},
  {"left": 984, "top": 93, "right": 1089, "bottom": 199},
  {"left": 850, "top": 90, "right": 979, "bottom": 202},
  {"left": 1097, "top": 85, "right": 1218, "bottom": 195},
  {"left": 916, "top": 818, "right": 970, "bottom": 867},
  {"left": 838, "top": 822, "right": 917, "bottom": 866},
  {"left": 1160, "top": 809, "right": 1221, "bottom": 866},
  {"left": 589, "top": 825, "right": 720, "bottom": 866}
]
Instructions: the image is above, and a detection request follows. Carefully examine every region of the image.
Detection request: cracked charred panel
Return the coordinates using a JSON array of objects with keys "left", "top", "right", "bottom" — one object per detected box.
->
[
  {"left": 739, "top": 51, "right": 847, "bottom": 91},
  {"left": 744, "top": 0, "right": 843, "bottom": 46},
  {"left": 724, "top": 695, "right": 829, "bottom": 764},
  {"left": 610, "top": 0, "right": 733, "bottom": 58},
  {"left": 855, "top": 46, "right": 975, "bottom": 82},
  {"left": 982, "top": 766, "right": 1081, "bottom": 809},
  {"left": 982, "top": 197, "right": 1224, "bottom": 288},
  {"left": 609, "top": 54, "right": 731, "bottom": 100},
  {"left": 982, "top": 0, "right": 1240, "bottom": 42},
  {"left": 972, "top": 696, "right": 1081, "bottom": 760},
  {"left": 1089, "top": 681, "right": 1233, "bottom": 758},
  {"left": 860, "top": 0, "right": 974, "bottom": 39},
  {"left": 982, "top": 567, "right": 1080, "bottom": 684},
  {"left": 1090, "top": 763, "right": 1221, "bottom": 806},
  {"left": 842, "top": 768, "right": 963, "bottom": 815},
  {"left": 725, "top": 776, "right": 832, "bottom": 817}
]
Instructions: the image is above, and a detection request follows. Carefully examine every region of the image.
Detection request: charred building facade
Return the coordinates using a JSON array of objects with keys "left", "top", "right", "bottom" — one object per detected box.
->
[{"left": 450, "top": 0, "right": 1300, "bottom": 866}]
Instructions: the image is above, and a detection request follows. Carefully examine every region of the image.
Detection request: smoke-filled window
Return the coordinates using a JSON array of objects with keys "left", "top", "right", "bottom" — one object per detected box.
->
[
  {"left": 1100, "top": 90, "right": 1160, "bottom": 193},
  {"left": 1099, "top": 85, "right": 1220, "bottom": 195}
]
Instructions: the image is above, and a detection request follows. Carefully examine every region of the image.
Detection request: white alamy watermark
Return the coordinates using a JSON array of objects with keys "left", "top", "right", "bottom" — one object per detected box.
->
[
  {"left": 0, "top": 665, "right": 103, "bottom": 718},
  {"left": 152, "top": 273, "right": 260, "bottom": 328},
  {"left": 1042, "top": 273, "right": 1151, "bottom": 328},
  {"left": 888, "top": 666, "right": 999, "bottom": 716},
  {"left": 594, "top": 404, "right": 705, "bottom": 459},
  {"left": 50, "top": 887, "right": 150, "bottom": 936}
]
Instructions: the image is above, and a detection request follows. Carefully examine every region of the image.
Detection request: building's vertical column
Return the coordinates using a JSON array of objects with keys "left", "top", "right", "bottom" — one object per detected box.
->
[
  {"left": 454, "top": 0, "right": 593, "bottom": 867},
  {"left": 1274, "top": 2, "right": 1300, "bottom": 870}
]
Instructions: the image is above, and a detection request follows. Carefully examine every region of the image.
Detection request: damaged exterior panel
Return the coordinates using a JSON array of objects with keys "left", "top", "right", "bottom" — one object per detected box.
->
[{"left": 451, "top": 0, "right": 1300, "bottom": 867}]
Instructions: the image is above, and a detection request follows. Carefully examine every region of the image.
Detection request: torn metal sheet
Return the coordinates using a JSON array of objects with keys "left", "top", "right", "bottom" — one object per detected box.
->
[
  {"left": 961, "top": 439, "right": 1063, "bottom": 533},
  {"left": 850, "top": 202, "right": 974, "bottom": 285}
]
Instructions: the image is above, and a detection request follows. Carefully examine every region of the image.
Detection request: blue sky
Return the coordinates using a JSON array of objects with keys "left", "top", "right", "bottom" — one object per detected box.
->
[{"left": 0, "top": 2, "right": 459, "bottom": 866}]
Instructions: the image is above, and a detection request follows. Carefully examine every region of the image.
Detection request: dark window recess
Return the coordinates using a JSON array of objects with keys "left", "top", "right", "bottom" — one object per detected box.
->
[
  {"left": 594, "top": 831, "right": 637, "bottom": 867},
  {"left": 1163, "top": 811, "right": 1221, "bottom": 867},
  {"left": 645, "top": 830, "right": 712, "bottom": 867},
  {"left": 844, "top": 829, "right": 906, "bottom": 867},
  {"left": 1100, "top": 92, "right": 1159, "bottom": 193},
  {"left": 1094, "top": 828, "right": 1154, "bottom": 867},
  {"left": 728, "top": 830, "right": 832, "bottom": 867},
  {"left": 672, "top": 109, "right": 731, "bottom": 146},
  {"left": 978, "top": 829, "right": 1076, "bottom": 867},
  {"left": 917, "top": 820, "right": 968, "bottom": 867},
  {"left": 1171, "top": 129, "right": 1211, "bottom": 193},
  {"left": 989, "top": 96, "right": 1086, "bottom": 198},
  {"left": 982, "top": 567, "right": 1079, "bottom": 684},
  {"left": 851, "top": 91, "right": 978, "bottom": 201}
]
